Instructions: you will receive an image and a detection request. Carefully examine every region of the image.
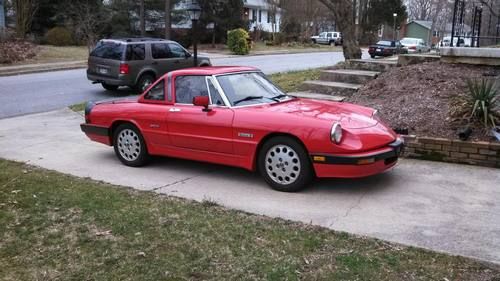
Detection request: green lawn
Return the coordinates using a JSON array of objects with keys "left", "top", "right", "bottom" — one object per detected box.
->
[{"left": 0, "top": 159, "right": 498, "bottom": 280}]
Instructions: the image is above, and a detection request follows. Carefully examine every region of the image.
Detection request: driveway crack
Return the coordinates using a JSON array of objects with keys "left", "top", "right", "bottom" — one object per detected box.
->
[
  {"left": 343, "top": 190, "right": 368, "bottom": 218},
  {"left": 151, "top": 170, "right": 215, "bottom": 192}
]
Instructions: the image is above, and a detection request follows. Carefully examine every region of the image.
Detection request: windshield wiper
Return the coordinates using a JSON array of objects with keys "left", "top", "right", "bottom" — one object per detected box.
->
[
  {"left": 271, "top": 94, "right": 289, "bottom": 102},
  {"left": 233, "top": 95, "right": 264, "bottom": 105}
]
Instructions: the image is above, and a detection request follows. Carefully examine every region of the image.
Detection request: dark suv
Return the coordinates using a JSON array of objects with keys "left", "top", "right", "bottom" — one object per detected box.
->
[{"left": 87, "top": 38, "right": 211, "bottom": 92}]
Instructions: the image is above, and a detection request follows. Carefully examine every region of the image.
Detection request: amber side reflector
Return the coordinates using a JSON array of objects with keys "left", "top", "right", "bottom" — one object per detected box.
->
[
  {"left": 313, "top": 156, "right": 326, "bottom": 162},
  {"left": 357, "top": 158, "right": 375, "bottom": 165}
]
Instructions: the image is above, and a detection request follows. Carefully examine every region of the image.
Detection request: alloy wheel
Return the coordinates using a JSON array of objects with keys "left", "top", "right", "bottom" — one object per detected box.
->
[
  {"left": 265, "top": 144, "right": 301, "bottom": 185},
  {"left": 117, "top": 129, "right": 141, "bottom": 162}
]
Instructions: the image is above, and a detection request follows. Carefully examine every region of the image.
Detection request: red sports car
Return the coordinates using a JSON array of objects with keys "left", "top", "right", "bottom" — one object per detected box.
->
[{"left": 81, "top": 66, "right": 404, "bottom": 192}]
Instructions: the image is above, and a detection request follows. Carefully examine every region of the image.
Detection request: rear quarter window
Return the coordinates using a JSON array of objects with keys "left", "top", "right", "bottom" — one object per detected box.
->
[{"left": 90, "top": 41, "right": 125, "bottom": 60}]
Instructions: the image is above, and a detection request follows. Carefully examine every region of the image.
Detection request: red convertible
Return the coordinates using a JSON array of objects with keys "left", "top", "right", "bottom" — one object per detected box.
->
[{"left": 81, "top": 66, "right": 403, "bottom": 192}]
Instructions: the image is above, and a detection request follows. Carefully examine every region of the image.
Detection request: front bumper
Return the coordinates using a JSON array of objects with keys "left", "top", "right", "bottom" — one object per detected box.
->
[{"left": 311, "top": 138, "right": 404, "bottom": 178}]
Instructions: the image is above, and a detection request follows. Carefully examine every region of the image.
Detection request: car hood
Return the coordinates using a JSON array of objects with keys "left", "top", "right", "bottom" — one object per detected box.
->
[{"left": 252, "top": 98, "right": 378, "bottom": 129}]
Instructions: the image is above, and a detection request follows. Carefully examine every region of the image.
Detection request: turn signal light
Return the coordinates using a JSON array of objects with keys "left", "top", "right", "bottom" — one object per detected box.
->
[
  {"left": 119, "top": 63, "right": 130, "bottom": 74},
  {"left": 313, "top": 156, "right": 326, "bottom": 162}
]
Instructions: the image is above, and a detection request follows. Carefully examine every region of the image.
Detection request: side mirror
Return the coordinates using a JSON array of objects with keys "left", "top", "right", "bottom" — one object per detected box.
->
[
  {"left": 185, "top": 52, "right": 192, "bottom": 58},
  {"left": 193, "top": 96, "right": 211, "bottom": 112}
]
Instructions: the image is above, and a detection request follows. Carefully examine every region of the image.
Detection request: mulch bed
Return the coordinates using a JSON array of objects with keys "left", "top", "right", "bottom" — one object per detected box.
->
[
  {"left": 0, "top": 39, "right": 38, "bottom": 64},
  {"left": 347, "top": 61, "right": 500, "bottom": 141}
]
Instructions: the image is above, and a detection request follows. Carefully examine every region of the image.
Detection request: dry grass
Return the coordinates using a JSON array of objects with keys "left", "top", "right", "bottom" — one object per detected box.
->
[
  {"left": 1, "top": 159, "right": 500, "bottom": 280},
  {"left": 0, "top": 45, "right": 89, "bottom": 66}
]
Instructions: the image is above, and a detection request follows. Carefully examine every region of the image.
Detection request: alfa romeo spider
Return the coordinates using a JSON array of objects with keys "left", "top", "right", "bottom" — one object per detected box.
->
[{"left": 81, "top": 66, "right": 404, "bottom": 192}]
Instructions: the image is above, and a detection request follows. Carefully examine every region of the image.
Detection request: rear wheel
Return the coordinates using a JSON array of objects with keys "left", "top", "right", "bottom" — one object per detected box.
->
[
  {"left": 135, "top": 74, "right": 155, "bottom": 93},
  {"left": 330, "top": 41, "right": 335, "bottom": 46},
  {"left": 370, "top": 55, "right": 376, "bottom": 59},
  {"left": 102, "top": 83, "right": 118, "bottom": 91},
  {"left": 258, "top": 136, "right": 313, "bottom": 192},
  {"left": 113, "top": 123, "right": 149, "bottom": 167}
]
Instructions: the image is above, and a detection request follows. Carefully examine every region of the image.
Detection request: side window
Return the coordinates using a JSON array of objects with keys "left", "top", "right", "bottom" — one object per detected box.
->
[
  {"left": 207, "top": 78, "right": 225, "bottom": 106},
  {"left": 175, "top": 76, "right": 208, "bottom": 104},
  {"left": 333, "top": 33, "right": 337, "bottom": 38},
  {"left": 144, "top": 80, "right": 165, "bottom": 101},
  {"left": 151, "top": 43, "right": 170, "bottom": 59},
  {"left": 327, "top": 33, "right": 332, "bottom": 38},
  {"left": 167, "top": 43, "right": 187, "bottom": 58},
  {"left": 125, "top": 44, "right": 145, "bottom": 61}
]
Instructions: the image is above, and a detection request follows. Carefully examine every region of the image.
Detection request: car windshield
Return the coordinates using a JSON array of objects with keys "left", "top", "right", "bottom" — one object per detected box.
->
[
  {"left": 376, "top": 40, "right": 393, "bottom": 46},
  {"left": 216, "top": 72, "right": 288, "bottom": 106},
  {"left": 90, "top": 41, "right": 125, "bottom": 60}
]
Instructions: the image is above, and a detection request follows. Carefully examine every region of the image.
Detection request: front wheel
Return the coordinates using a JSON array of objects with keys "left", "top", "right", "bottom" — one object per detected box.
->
[
  {"left": 258, "top": 137, "right": 313, "bottom": 192},
  {"left": 370, "top": 55, "right": 376, "bottom": 59},
  {"left": 113, "top": 123, "right": 149, "bottom": 167}
]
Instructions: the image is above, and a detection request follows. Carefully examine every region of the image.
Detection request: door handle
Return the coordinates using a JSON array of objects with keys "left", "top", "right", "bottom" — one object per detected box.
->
[{"left": 169, "top": 108, "right": 181, "bottom": 112}]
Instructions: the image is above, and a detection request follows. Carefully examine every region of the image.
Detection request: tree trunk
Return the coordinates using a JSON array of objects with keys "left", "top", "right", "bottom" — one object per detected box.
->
[
  {"left": 140, "top": 0, "right": 145, "bottom": 36},
  {"left": 318, "top": 0, "right": 362, "bottom": 59},
  {"left": 165, "top": 0, "right": 171, "bottom": 39}
]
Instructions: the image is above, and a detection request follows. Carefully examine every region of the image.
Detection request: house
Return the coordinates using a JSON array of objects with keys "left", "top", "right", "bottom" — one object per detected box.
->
[
  {"left": 405, "top": 20, "right": 434, "bottom": 44},
  {"left": 243, "top": 0, "right": 281, "bottom": 32}
]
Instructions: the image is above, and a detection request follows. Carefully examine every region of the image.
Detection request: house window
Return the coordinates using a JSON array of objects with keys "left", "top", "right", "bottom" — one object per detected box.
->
[
  {"left": 259, "top": 10, "right": 262, "bottom": 23},
  {"left": 252, "top": 9, "right": 257, "bottom": 22},
  {"left": 433, "top": 30, "right": 439, "bottom": 37}
]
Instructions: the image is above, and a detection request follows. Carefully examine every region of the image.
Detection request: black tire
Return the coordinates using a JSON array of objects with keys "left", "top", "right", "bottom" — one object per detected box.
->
[
  {"left": 329, "top": 41, "right": 335, "bottom": 46},
  {"left": 258, "top": 136, "right": 313, "bottom": 192},
  {"left": 370, "top": 55, "right": 376, "bottom": 59},
  {"left": 312, "top": 39, "right": 316, "bottom": 44},
  {"left": 113, "top": 123, "right": 149, "bottom": 167},
  {"left": 134, "top": 73, "right": 155, "bottom": 94},
  {"left": 102, "top": 83, "right": 119, "bottom": 91}
]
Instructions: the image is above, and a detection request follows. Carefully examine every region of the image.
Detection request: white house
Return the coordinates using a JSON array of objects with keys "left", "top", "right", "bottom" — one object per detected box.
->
[{"left": 243, "top": 0, "right": 281, "bottom": 32}]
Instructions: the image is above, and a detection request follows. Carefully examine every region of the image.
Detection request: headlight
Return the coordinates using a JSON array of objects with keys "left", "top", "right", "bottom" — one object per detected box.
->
[{"left": 331, "top": 123, "right": 342, "bottom": 144}]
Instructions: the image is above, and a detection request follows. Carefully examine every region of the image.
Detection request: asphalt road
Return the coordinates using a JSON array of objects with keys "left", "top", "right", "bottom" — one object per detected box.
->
[
  {"left": 1, "top": 108, "right": 499, "bottom": 264},
  {"left": 0, "top": 51, "right": 356, "bottom": 119}
]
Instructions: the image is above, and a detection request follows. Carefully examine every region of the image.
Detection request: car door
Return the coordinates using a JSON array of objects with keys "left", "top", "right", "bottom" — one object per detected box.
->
[
  {"left": 167, "top": 43, "right": 193, "bottom": 69},
  {"left": 167, "top": 75, "right": 234, "bottom": 154},
  {"left": 317, "top": 32, "right": 326, "bottom": 44}
]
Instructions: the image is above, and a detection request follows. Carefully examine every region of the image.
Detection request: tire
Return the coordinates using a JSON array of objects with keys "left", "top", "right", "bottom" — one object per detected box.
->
[
  {"left": 329, "top": 41, "right": 335, "bottom": 46},
  {"left": 258, "top": 136, "right": 313, "bottom": 192},
  {"left": 370, "top": 55, "right": 376, "bottom": 59},
  {"left": 102, "top": 83, "right": 118, "bottom": 91},
  {"left": 134, "top": 73, "right": 155, "bottom": 94},
  {"left": 113, "top": 123, "right": 149, "bottom": 167},
  {"left": 312, "top": 39, "right": 316, "bottom": 44}
]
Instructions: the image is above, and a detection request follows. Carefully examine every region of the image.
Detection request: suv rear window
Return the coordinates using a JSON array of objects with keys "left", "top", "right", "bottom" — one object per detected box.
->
[
  {"left": 125, "top": 44, "right": 145, "bottom": 60},
  {"left": 90, "top": 41, "right": 125, "bottom": 60}
]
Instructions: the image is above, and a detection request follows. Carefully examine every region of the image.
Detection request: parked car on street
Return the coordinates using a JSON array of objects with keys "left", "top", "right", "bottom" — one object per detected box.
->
[
  {"left": 81, "top": 66, "right": 404, "bottom": 192},
  {"left": 312, "top": 32, "right": 343, "bottom": 46},
  {"left": 87, "top": 38, "right": 211, "bottom": 93},
  {"left": 437, "top": 36, "right": 471, "bottom": 48},
  {"left": 368, "top": 40, "right": 408, "bottom": 58},
  {"left": 400, "top": 37, "right": 430, "bottom": 53}
]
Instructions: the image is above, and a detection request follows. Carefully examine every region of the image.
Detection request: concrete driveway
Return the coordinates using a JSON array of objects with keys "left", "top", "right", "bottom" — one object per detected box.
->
[{"left": 0, "top": 109, "right": 499, "bottom": 264}]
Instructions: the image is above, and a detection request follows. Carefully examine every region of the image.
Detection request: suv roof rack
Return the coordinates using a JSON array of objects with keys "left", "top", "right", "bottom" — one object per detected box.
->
[{"left": 108, "top": 37, "right": 169, "bottom": 43}]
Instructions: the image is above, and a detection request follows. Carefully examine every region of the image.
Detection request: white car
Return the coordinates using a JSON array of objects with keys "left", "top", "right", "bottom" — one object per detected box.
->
[
  {"left": 311, "top": 32, "right": 342, "bottom": 46},
  {"left": 438, "top": 37, "right": 471, "bottom": 48},
  {"left": 400, "top": 37, "right": 430, "bottom": 53}
]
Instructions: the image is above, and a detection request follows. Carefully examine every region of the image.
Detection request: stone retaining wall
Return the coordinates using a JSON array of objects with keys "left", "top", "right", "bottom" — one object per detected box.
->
[{"left": 402, "top": 135, "right": 500, "bottom": 168}]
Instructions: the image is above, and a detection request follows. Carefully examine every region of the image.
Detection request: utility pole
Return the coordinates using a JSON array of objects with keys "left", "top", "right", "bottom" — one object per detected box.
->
[{"left": 140, "top": 0, "right": 145, "bottom": 36}]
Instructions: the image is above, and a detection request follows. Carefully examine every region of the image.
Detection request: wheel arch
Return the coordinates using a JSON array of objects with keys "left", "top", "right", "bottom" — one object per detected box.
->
[
  {"left": 252, "top": 132, "right": 310, "bottom": 171},
  {"left": 134, "top": 69, "right": 157, "bottom": 85},
  {"left": 109, "top": 119, "right": 143, "bottom": 146}
]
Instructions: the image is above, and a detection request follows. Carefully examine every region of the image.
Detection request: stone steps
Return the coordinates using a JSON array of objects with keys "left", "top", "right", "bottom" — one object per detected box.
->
[
  {"left": 344, "top": 59, "right": 398, "bottom": 72},
  {"left": 299, "top": 80, "right": 362, "bottom": 96},
  {"left": 289, "top": 91, "right": 345, "bottom": 102},
  {"left": 320, "top": 69, "right": 380, "bottom": 84}
]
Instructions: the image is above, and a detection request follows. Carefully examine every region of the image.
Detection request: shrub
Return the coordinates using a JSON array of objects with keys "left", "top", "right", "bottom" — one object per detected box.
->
[
  {"left": 45, "top": 27, "right": 73, "bottom": 46},
  {"left": 466, "top": 78, "right": 499, "bottom": 127},
  {"left": 227, "top": 28, "right": 250, "bottom": 55},
  {"left": 0, "top": 40, "right": 37, "bottom": 64}
]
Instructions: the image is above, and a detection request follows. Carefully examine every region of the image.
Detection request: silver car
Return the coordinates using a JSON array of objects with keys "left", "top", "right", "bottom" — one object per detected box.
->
[
  {"left": 87, "top": 38, "right": 211, "bottom": 92},
  {"left": 312, "top": 32, "right": 342, "bottom": 46},
  {"left": 400, "top": 37, "right": 430, "bottom": 53}
]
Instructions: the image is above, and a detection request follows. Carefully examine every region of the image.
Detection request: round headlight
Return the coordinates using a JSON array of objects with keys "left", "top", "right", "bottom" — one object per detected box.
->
[{"left": 331, "top": 123, "right": 342, "bottom": 144}]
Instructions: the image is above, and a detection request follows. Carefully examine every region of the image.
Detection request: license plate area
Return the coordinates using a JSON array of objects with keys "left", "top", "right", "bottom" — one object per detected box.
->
[
  {"left": 98, "top": 67, "right": 108, "bottom": 74},
  {"left": 376, "top": 48, "right": 381, "bottom": 52}
]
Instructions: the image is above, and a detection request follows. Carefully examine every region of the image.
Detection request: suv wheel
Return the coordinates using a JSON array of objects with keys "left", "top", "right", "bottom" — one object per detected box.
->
[
  {"left": 135, "top": 74, "right": 155, "bottom": 93},
  {"left": 102, "top": 83, "right": 118, "bottom": 91}
]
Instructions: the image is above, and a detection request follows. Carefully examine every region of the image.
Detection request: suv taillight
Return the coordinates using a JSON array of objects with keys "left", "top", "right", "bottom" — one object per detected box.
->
[{"left": 119, "top": 63, "right": 129, "bottom": 74}]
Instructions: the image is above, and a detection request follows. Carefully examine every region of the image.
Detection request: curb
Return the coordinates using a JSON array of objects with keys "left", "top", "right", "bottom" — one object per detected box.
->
[{"left": 0, "top": 63, "right": 87, "bottom": 77}]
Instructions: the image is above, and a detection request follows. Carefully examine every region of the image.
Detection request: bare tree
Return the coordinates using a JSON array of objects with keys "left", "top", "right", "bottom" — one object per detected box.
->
[
  {"left": 165, "top": 0, "right": 171, "bottom": 39},
  {"left": 318, "top": 0, "right": 362, "bottom": 59},
  {"left": 408, "top": 0, "right": 432, "bottom": 20},
  {"left": 66, "top": 0, "right": 108, "bottom": 51},
  {"left": 140, "top": 0, "right": 145, "bottom": 36},
  {"left": 14, "top": 0, "right": 38, "bottom": 38}
]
